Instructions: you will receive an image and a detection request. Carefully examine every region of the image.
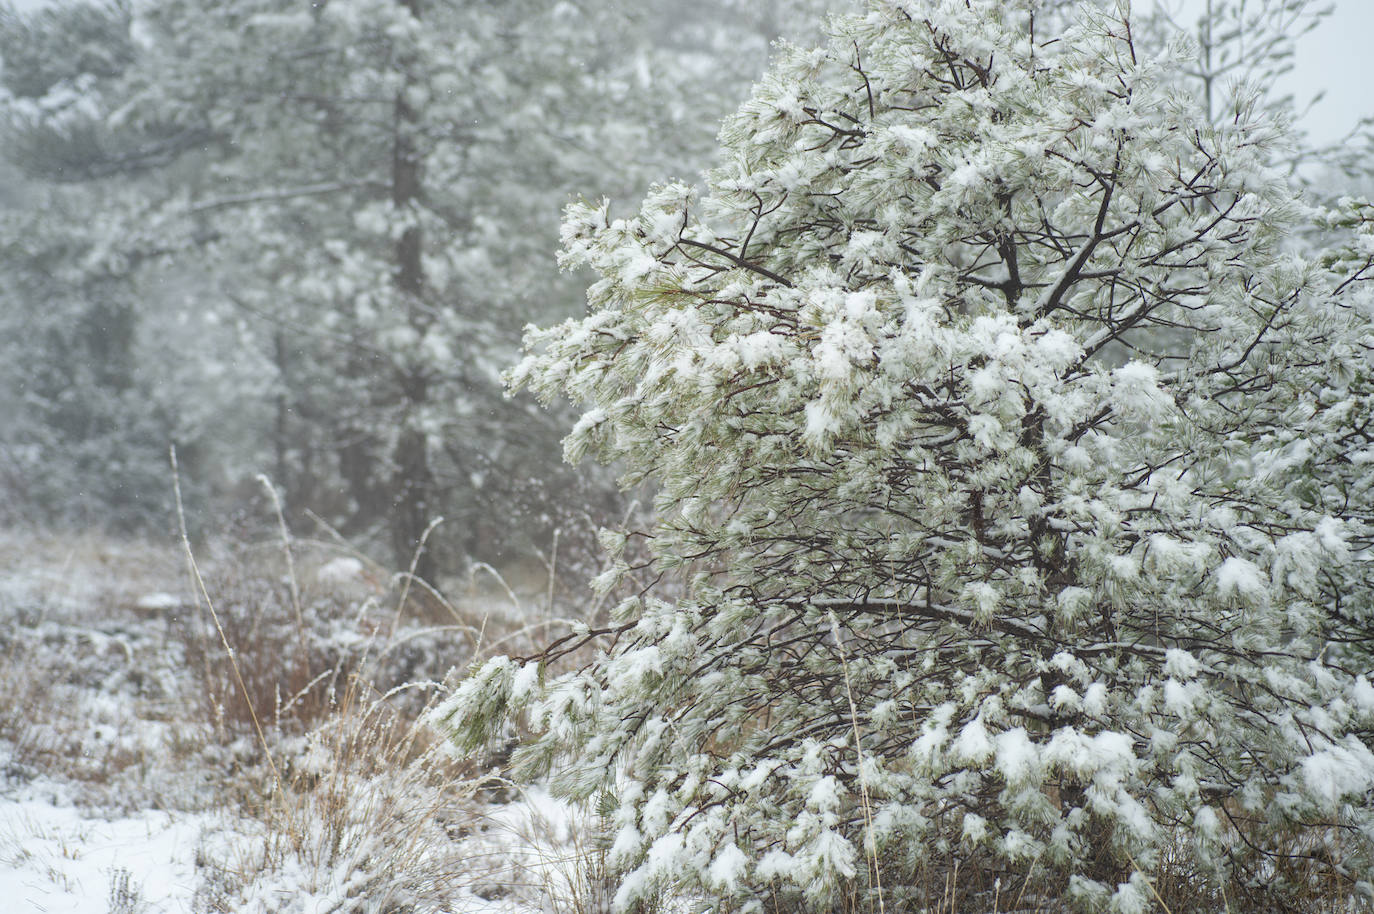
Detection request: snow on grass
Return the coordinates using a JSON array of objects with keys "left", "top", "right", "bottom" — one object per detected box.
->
[
  {"left": 0, "top": 528, "right": 600, "bottom": 913},
  {"left": 0, "top": 784, "right": 208, "bottom": 914}
]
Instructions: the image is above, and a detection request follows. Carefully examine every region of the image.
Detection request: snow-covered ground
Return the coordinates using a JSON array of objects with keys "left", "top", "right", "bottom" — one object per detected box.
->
[
  {"left": 0, "top": 771, "right": 586, "bottom": 914},
  {"left": 0, "top": 785, "right": 208, "bottom": 913},
  {"left": 0, "top": 529, "right": 590, "bottom": 914}
]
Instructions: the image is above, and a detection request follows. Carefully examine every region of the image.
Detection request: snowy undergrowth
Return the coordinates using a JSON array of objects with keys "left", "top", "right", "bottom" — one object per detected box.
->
[{"left": 0, "top": 528, "right": 595, "bottom": 914}]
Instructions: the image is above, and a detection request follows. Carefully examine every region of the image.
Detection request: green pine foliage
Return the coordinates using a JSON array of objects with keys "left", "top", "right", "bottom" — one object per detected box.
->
[{"left": 436, "top": 1, "right": 1374, "bottom": 911}]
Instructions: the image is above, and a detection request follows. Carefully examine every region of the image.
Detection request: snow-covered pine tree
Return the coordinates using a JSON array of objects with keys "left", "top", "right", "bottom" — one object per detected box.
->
[
  {"left": 0, "top": 200, "right": 181, "bottom": 530},
  {"left": 437, "top": 0, "right": 1374, "bottom": 910},
  {"left": 110, "top": 0, "right": 610, "bottom": 577},
  {"left": 1280, "top": 194, "right": 1374, "bottom": 690}
]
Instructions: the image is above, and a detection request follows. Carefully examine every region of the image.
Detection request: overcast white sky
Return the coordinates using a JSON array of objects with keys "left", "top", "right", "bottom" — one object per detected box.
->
[
  {"left": 1160, "top": 0, "right": 1374, "bottom": 145},
  {"left": 1280, "top": 3, "right": 1373, "bottom": 145}
]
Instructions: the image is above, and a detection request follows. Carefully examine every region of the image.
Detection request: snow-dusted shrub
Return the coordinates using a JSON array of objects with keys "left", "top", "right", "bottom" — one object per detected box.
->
[
  {"left": 191, "top": 689, "right": 496, "bottom": 914},
  {"left": 173, "top": 543, "right": 462, "bottom": 736},
  {"left": 437, "top": 1, "right": 1374, "bottom": 911},
  {"left": 175, "top": 558, "right": 350, "bottom": 736}
]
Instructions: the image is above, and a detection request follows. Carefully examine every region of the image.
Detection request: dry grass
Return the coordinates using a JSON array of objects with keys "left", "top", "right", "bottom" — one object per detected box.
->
[
  {"left": 191, "top": 670, "right": 501, "bottom": 913},
  {"left": 163, "top": 479, "right": 532, "bottom": 909},
  {"left": 0, "top": 513, "right": 599, "bottom": 911},
  {"left": 0, "top": 527, "right": 205, "bottom": 812}
]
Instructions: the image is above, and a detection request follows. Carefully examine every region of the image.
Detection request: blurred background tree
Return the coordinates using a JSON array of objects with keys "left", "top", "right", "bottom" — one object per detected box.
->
[{"left": 0, "top": 0, "right": 836, "bottom": 582}]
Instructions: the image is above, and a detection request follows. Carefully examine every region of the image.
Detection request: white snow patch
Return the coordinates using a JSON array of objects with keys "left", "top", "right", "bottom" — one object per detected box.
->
[
  {"left": 708, "top": 842, "right": 750, "bottom": 890},
  {"left": 315, "top": 556, "right": 366, "bottom": 584},
  {"left": 133, "top": 592, "right": 182, "bottom": 612},
  {"left": 0, "top": 797, "right": 208, "bottom": 914},
  {"left": 993, "top": 727, "right": 1038, "bottom": 784},
  {"left": 1163, "top": 648, "right": 1200, "bottom": 679},
  {"left": 1214, "top": 556, "right": 1266, "bottom": 600},
  {"left": 1302, "top": 740, "right": 1374, "bottom": 810},
  {"left": 1353, "top": 676, "right": 1374, "bottom": 716},
  {"left": 951, "top": 715, "right": 994, "bottom": 764},
  {"left": 1110, "top": 361, "right": 1172, "bottom": 418}
]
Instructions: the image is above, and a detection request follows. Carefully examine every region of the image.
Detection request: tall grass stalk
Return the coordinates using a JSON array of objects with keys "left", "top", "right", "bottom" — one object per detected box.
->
[
  {"left": 257, "top": 473, "right": 305, "bottom": 656},
  {"left": 172, "top": 446, "right": 295, "bottom": 837},
  {"left": 390, "top": 515, "right": 445, "bottom": 636},
  {"left": 829, "top": 610, "right": 886, "bottom": 914}
]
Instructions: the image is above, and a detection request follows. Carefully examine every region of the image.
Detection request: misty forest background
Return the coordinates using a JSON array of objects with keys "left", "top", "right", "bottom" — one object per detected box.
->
[{"left": 0, "top": 0, "right": 839, "bottom": 589}]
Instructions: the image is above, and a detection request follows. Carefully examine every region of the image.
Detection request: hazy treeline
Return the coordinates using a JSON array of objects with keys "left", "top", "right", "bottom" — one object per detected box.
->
[{"left": 0, "top": 0, "right": 831, "bottom": 580}]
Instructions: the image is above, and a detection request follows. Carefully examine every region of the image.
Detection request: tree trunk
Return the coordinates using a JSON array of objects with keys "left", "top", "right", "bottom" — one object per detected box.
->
[{"left": 388, "top": 0, "right": 437, "bottom": 583}]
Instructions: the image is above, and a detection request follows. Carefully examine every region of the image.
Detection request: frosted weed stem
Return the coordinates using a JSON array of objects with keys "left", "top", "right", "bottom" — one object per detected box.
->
[
  {"left": 258, "top": 474, "right": 305, "bottom": 657},
  {"left": 172, "top": 446, "right": 294, "bottom": 835},
  {"left": 390, "top": 516, "right": 444, "bottom": 636},
  {"left": 829, "top": 610, "right": 886, "bottom": 914}
]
